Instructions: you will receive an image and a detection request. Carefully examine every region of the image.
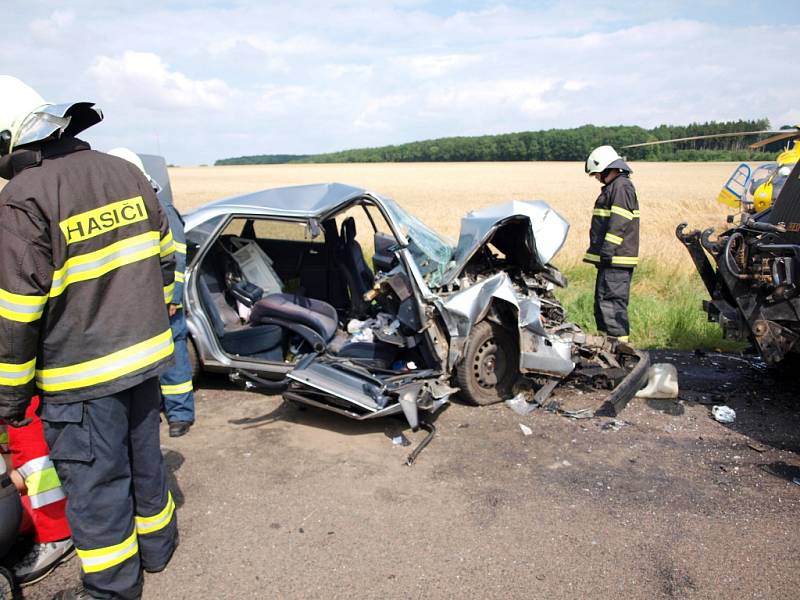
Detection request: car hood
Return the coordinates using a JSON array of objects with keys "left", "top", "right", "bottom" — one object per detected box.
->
[{"left": 434, "top": 200, "right": 569, "bottom": 287}]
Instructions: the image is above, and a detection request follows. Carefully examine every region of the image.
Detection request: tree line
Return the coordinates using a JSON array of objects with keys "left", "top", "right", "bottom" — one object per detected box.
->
[{"left": 215, "top": 119, "right": 779, "bottom": 165}]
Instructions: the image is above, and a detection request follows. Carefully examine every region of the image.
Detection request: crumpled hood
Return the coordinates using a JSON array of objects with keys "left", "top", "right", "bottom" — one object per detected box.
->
[{"left": 436, "top": 200, "right": 570, "bottom": 286}]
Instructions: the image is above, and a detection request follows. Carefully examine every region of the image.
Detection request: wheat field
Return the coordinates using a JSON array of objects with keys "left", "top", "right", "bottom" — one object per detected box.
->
[{"left": 169, "top": 161, "right": 739, "bottom": 271}]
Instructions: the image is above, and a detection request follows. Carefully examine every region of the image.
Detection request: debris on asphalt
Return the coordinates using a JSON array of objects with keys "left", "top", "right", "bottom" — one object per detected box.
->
[
  {"left": 506, "top": 391, "right": 539, "bottom": 416},
  {"left": 635, "top": 363, "right": 679, "bottom": 399},
  {"left": 601, "top": 419, "right": 627, "bottom": 432},
  {"left": 392, "top": 434, "right": 411, "bottom": 447},
  {"left": 560, "top": 407, "right": 594, "bottom": 420},
  {"left": 747, "top": 442, "right": 767, "bottom": 453},
  {"left": 711, "top": 405, "right": 737, "bottom": 423},
  {"left": 519, "top": 423, "right": 533, "bottom": 436}
]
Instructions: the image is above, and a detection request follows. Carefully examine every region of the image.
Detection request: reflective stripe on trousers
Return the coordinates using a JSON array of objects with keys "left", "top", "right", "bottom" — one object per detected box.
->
[{"left": 136, "top": 491, "right": 176, "bottom": 535}]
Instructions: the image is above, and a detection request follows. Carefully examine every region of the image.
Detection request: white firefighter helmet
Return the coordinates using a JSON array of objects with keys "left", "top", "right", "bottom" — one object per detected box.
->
[
  {"left": 107, "top": 147, "right": 160, "bottom": 193},
  {"left": 0, "top": 75, "right": 103, "bottom": 156},
  {"left": 585, "top": 145, "right": 631, "bottom": 175}
]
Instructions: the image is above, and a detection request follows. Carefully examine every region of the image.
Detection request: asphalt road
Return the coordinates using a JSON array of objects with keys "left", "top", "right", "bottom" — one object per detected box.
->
[{"left": 18, "top": 351, "right": 800, "bottom": 599}]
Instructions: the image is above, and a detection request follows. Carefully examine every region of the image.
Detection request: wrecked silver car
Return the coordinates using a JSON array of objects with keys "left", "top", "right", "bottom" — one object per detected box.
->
[{"left": 180, "top": 182, "right": 648, "bottom": 429}]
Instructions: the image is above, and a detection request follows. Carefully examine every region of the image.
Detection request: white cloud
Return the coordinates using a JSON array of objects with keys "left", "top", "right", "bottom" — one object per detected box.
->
[
  {"left": 428, "top": 79, "right": 556, "bottom": 116},
  {"left": 392, "top": 54, "right": 482, "bottom": 79},
  {"left": 3, "top": 2, "right": 799, "bottom": 163},
  {"left": 88, "top": 51, "right": 234, "bottom": 111},
  {"left": 29, "top": 9, "right": 75, "bottom": 43},
  {"left": 563, "top": 80, "right": 588, "bottom": 92}
]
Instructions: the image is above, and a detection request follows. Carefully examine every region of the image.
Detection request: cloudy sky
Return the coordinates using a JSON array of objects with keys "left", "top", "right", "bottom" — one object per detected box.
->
[{"left": 5, "top": 1, "right": 799, "bottom": 164}]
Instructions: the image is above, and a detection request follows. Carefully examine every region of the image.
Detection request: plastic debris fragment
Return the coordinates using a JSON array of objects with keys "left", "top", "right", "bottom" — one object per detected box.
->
[
  {"left": 635, "top": 363, "right": 679, "bottom": 399},
  {"left": 711, "top": 405, "right": 736, "bottom": 423}
]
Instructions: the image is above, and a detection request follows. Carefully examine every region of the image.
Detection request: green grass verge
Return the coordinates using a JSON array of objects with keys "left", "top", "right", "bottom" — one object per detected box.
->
[{"left": 554, "top": 261, "right": 745, "bottom": 351}]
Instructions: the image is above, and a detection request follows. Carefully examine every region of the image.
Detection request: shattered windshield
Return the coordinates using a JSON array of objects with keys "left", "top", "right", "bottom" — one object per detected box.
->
[{"left": 381, "top": 197, "right": 455, "bottom": 285}]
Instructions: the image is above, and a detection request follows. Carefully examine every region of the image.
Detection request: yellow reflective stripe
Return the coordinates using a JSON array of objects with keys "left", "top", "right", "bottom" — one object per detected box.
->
[
  {"left": 164, "top": 282, "right": 174, "bottom": 304},
  {"left": 605, "top": 233, "right": 623, "bottom": 245},
  {"left": 175, "top": 242, "right": 187, "bottom": 255},
  {"left": 59, "top": 196, "right": 148, "bottom": 245},
  {"left": 50, "top": 231, "right": 161, "bottom": 298},
  {"left": 616, "top": 336, "right": 630, "bottom": 342},
  {"left": 632, "top": 210, "right": 640, "bottom": 218},
  {"left": 174, "top": 271, "right": 185, "bottom": 283},
  {"left": 136, "top": 492, "right": 176, "bottom": 535},
  {"left": 592, "top": 208, "right": 611, "bottom": 217},
  {"left": 25, "top": 466, "right": 62, "bottom": 496},
  {"left": 36, "top": 329, "right": 174, "bottom": 392},
  {"left": 0, "top": 358, "right": 36, "bottom": 386},
  {"left": 583, "top": 253, "right": 601, "bottom": 263},
  {"left": 611, "top": 256, "right": 639, "bottom": 265},
  {"left": 77, "top": 530, "right": 138, "bottom": 574},
  {"left": 610, "top": 205, "right": 634, "bottom": 220},
  {"left": 0, "top": 289, "right": 48, "bottom": 323},
  {"left": 161, "top": 381, "right": 193, "bottom": 396},
  {"left": 0, "top": 430, "right": 8, "bottom": 445},
  {"left": 160, "top": 231, "right": 175, "bottom": 257}
]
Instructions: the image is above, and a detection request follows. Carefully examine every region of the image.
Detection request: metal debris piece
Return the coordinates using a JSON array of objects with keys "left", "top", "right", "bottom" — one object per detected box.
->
[
  {"left": 560, "top": 407, "right": 594, "bottom": 420},
  {"left": 747, "top": 442, "right": 767, "bottom": 453},
  {"left": 506, "top": 392, "right": 539, "bottom": 416},
  {"left": 392, "top": 434, "right": 411, "bottom": 447},
  {"left": 405, "top": 422, "right": 436, "bottom": 466},
  {"left": 601, "top": 419, "right": 627, "bottom": 432},
  {"left": 519, "top": 423, "right": 533, "bottom": 436},
  {"left": 711, "top": 405, "right": 736, "bottom": 423}
]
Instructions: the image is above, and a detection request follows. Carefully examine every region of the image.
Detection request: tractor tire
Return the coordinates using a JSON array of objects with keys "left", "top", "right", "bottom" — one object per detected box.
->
[{"left": 456, "top": 320, "right": 519, "bottom": 406}]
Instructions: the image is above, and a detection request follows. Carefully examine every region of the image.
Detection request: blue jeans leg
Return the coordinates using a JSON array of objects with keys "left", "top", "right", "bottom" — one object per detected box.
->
[{"left": 160, "top": 308, "right": 196, "bottom": 424}]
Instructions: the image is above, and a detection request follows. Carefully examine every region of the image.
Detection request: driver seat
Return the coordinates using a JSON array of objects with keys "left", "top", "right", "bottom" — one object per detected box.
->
[{"left": 337, "top": 217, "right": 374, "bottom": 318}]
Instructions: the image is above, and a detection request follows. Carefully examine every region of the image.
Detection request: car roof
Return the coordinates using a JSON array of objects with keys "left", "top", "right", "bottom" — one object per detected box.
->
[{"left": 186, "top": 182, "right": 372, "bottom": 222}]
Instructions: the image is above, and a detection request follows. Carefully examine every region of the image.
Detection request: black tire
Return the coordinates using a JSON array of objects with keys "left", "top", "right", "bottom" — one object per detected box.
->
[
  {"left": 456, "top": 320, "right": 519, "bottom": 406},
  {"left": 187, "top": 337, "right": 202, "bottom": 381}
]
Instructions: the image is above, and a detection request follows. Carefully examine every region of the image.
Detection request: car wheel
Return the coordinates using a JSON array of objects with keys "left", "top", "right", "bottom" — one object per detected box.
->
[
  {"left": 456, "top": 320, "right": 519, "bottom": 406},
  {"left": 187, "top": 337, "right": 202, "bottom": 381}
]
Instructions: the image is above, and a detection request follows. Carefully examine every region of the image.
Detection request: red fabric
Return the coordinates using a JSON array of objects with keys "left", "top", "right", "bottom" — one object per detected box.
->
[{"left": 6, "top": 396, "right": 71, "bottom": 543}]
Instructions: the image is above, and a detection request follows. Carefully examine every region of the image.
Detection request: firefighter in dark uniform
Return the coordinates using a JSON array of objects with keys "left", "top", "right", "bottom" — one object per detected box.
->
[
  {"left": 583, "top": 145, "right": 640, "bottom": 342},
  {"left": 0, "top": 76, "right": 178, "bottom": 599}
]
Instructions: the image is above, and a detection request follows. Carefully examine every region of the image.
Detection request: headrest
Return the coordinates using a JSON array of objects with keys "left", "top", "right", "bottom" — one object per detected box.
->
[{"left": 341, "top": 216, "right": 356, "bottom": 242}]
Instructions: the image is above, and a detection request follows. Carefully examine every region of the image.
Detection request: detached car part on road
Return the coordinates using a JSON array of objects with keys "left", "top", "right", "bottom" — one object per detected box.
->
[
  {"left": 165, "top": 176, "right": 648, "bottom": 428},
  {"left": 678, "top": 159, "right": 800, "bottom": 365}
]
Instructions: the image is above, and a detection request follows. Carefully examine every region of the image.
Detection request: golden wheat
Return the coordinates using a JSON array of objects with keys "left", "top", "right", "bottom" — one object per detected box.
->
[{"left": 169, "top": 161, "right": 738, "bottom": 270}]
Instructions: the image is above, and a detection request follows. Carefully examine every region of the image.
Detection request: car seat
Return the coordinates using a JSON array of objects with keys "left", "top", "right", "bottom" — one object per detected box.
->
[
  {"left": 250, "top": 293, "right": 398, "bottom": 367},
  {"left": 196, "top": 271, "right": 285, "bottom": 360},
  {"left": 336, "top": 217, "right": 375, "bottom": 318}
]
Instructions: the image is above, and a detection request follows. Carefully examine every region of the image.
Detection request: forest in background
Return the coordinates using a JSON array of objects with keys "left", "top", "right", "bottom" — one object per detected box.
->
[{"left": 215, "top": 119, "right": 785, "bottom": 165}]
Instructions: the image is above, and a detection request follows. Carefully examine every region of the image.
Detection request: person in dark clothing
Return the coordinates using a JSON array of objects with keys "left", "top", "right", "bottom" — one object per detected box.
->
[
  {"left": 0, "top": 76, "right": 178, "bottom": 600},
  {"left": 107, "top": 148, "right": 196, "bottom": 439},
  {"left": 582, "top": 145, "right": 640, "bottom": 342}
]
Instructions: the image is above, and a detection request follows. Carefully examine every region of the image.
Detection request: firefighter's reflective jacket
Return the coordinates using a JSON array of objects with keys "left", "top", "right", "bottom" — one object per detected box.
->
[
  {"left": 583, "top": 173, "right": 640, "bottom": 268},
  {"left": 0, "top": 137, "right": 175, "bottom": 411}
]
